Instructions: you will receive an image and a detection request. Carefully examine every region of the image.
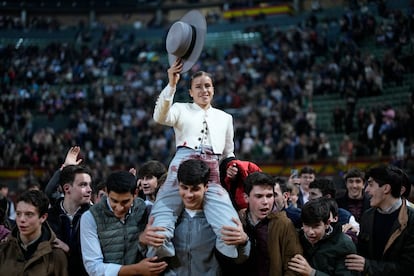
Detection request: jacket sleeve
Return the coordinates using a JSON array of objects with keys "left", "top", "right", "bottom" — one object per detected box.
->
[
  {"left": 234, "top": 240, "right": 251, "bottom": 264},
  {"left": 221, "top": 114, "right": 235, "bottom": 160},
  {"left": 44, "top": 170, "right": 61, "bottom": 199},
  {"left": 364, "top": 250, "right": 414, "bottom": 275},
  {"left": 268, "top": 212, "right": 303, "bottom": 276},
  {"left": 153, "top": 85, "right": 177, "bottom": 126},
  {"left": 52, "top": 249, "right": 69, "bottom": 276}
]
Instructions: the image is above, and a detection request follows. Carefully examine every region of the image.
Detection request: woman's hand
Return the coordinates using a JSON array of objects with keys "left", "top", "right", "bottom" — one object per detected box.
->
[{"left": 168, "top": 58, "right": 183, "bottom": 87}]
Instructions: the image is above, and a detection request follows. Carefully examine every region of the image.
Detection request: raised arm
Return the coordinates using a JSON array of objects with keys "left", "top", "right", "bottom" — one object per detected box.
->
[{"left": 44, "top": 146, "right": 82, "bottom": 199}]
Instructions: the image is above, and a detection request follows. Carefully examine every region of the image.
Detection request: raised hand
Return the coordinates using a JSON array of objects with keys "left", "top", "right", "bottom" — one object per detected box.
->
[
  {"left": 168, "top": 58, "right": 183, "bottom": 87},
  {"left": 129, "top": 167, "right": 137, "bottom": 177},
  {"left": 62, "top": 146, "right": 82, "bottom": 168}
]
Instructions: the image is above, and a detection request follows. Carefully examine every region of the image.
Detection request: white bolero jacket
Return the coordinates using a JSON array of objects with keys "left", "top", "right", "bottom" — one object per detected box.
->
[{"left": 153, "top": 85, "right": 235, "bottom": 160}]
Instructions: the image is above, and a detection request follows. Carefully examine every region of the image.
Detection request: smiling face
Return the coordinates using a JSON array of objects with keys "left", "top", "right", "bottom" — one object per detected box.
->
[
  {"left": 178, "top": 182, "right": 206, "bottom": 210},
  {"left": 107, "top": 191, "right": 134, "bottom": 219},
  {"left": 245, "top": 185, "right": 274, "bottom": 224},
  {"left": 189, "top": 73, "right": 214, "bottom": 109},
  {"left": 140, "top": 175, "right": 158, "bottom": 196},
  {"left": 346, "top": 177, "right": 365, "bottom": 199},
  {"left": 365, "top": 177, "right": 388, "bottom": 209}
]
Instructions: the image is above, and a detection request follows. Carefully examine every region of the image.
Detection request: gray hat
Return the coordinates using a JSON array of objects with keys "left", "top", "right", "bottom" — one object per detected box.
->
[{"left": 166, "top": 10, "right": 207, "bottom": 73}]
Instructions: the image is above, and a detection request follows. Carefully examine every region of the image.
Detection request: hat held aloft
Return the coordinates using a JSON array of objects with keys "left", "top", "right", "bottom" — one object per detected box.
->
[{"left": 166, "top": 10, "right": 207, "bottom": 73}]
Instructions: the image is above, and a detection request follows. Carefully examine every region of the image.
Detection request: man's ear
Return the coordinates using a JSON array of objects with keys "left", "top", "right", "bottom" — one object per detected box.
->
[
  {"left": 383, "top": 184, "right": 392, "bottom": 195},
  {"left": 243, "top": 193, "right": 249, "bottom": 203},
  {"left": 40, "top": 213, "right": 48, "bottom": 224},
  {"left": 62, "top": 183, "right": 71, "bottom": 194},
  {"left": 401, "top": 185, "right": 406, "bottom": 196}
]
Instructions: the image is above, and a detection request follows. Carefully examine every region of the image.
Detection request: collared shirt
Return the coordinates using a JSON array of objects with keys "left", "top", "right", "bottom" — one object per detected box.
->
[
  {"left": 300, "top": 186, "right": 309, "bottom": 205},
  {"left": 378, "top": 198, "right": 402, "bottom": 214},
  {"left": 80, "top": 200, "right": 123, "bottom": 276},
  {"left": 60, "top": 201, "right": 81, "bottom": 222}
]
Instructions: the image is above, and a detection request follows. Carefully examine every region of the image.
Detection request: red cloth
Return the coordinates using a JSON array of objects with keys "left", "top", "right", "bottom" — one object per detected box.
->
[{"left": 224, "top": 160, "right": 262, "bottom": 210}]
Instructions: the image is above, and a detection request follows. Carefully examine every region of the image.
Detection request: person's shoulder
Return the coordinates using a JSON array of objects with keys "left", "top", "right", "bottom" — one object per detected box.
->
[
  {"left": 79, "top": 202, "right": 91, "bottom": 212},
  {"left": 361, "top": 207, "right": 376, "bottom": 219},
  {"left": 132, "top": 197, "right": 148, "bottom": 220},
  {"left": 405, "top": 204, "right": 414, "bottom": 223},
  {"left": 335, "top": 231, "right": 357, "bottom": 252},
  {"left": 133, "top": 196, "right": 146, "bottom": 207},
  {"left": 51, "top": 244, "right": 67, "bottom": 256},
  {"left": 286, "top": 204, "right": 301, "bottom": 214},
  {"left": 80, "top": 209, "right": 93, "bottom": 221},
  {"left": 0, "top": 238, "right": 16, "bottom": 258},
  {"left": 211, "top": 107, "right": 232, "bottom": 118},
  {"left": 47, "top": 203, "right": 61, "bottom": 218},
  {"left": 50, "top": 246, "right": 69, "bottom": 266},
  {"left": 173, "top": 102, "right": 188, "bottom": 107},
  {"left": 268, "top": 211, "right": 291, "bottom": 224},
  {"left": 48, "top": 197, "right": 64, "bottom": 212},
  {"left": 335, "top": 194, "right": 347, "bottom": 205},
  {"left": 338, "top": 207, "right": 352, "bottom": 217}
]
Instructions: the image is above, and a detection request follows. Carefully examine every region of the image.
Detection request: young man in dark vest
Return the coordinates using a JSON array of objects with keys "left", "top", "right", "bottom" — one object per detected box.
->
[{"left": 80, "top": 171, "right": 167, "bottom": 275}]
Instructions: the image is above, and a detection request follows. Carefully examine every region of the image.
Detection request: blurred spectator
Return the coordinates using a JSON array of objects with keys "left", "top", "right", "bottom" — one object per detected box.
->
[
  {"left": 0, "top": 183, "right": 15, "bottom": 227},
  {"left": 338, "top": 135, "right": 354, "bottom": 166},
  {"left": 1, "top": 1, "right": 414, "bottom": 189},
  {"left": 0, "top": 197, "right": 11, "bottom": 239}
]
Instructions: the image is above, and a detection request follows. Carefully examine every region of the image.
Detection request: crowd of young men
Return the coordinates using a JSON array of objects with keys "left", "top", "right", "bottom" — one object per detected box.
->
[{"left": 1, "top": 147, "right": 414, "bottom": 275}]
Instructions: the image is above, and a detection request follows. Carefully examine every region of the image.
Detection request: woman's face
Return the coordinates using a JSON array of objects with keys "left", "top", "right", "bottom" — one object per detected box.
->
[{"left": 189, "top": 74, "right": 214, "bottom": 109}]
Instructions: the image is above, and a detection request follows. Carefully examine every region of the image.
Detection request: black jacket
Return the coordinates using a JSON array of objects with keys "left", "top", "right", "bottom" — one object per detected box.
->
[
  {"left": 358, "top": 200, "right": 414, "bottom": 275},
  {"left": 47, "top": 198, "right": 90, "bottom": 276}
]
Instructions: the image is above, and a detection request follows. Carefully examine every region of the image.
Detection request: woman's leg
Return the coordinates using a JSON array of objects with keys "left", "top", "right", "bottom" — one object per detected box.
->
[
  {"left": 200, "top": 155, "right": 239, "bottom": 258},
  {"left": 147, "top": 148, "right": 197, "bottom": 257}
]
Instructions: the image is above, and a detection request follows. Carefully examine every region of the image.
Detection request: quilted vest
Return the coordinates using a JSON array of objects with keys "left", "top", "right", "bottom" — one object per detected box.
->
[{"left": 89, "top": 196, "right": 147, "bottom": 265}]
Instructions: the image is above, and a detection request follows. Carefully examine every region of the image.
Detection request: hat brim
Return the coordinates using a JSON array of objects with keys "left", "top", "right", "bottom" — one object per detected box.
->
[{"left": 167, "top": 10, "right": 207, "bottom": 73}]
